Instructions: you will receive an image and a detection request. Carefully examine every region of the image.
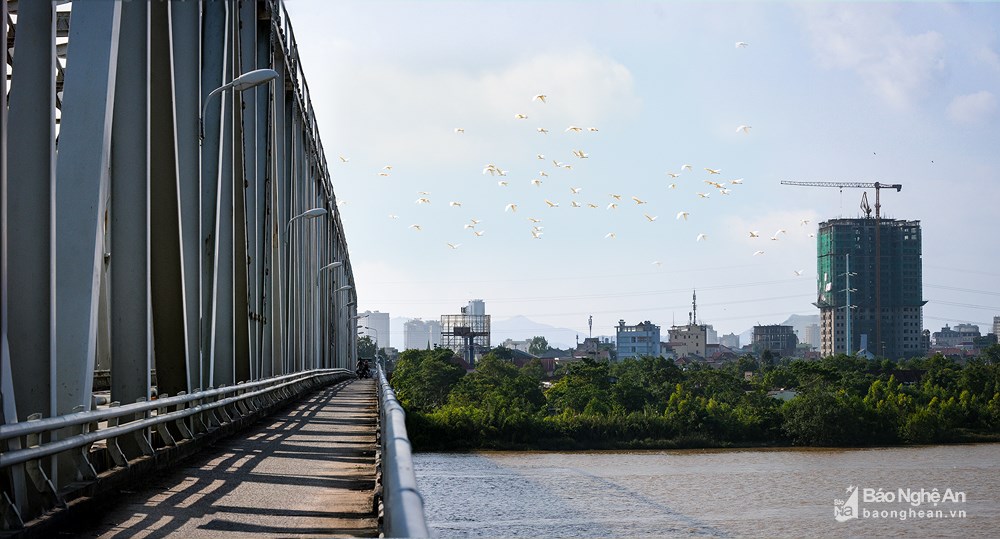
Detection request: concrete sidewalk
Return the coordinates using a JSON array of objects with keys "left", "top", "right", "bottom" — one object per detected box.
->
[{"left": 68, "top": 378, "right": 379, "bottom": 538}]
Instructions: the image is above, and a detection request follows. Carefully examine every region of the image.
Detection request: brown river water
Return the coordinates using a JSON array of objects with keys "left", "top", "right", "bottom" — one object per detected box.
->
[{"left": 413, "top": 444, "right": 999, "bottom": 538}]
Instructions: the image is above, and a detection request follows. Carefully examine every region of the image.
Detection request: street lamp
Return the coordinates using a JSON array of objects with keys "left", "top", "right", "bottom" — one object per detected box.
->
[
  {"left": 200, "top": 68, "right": 278, "bottom": 142},
  {"left": 317, "top": 260, "right": 343, "bottom": 285},
  {"left": 285, "top": 207, "right": 328, "bottom": 240}
]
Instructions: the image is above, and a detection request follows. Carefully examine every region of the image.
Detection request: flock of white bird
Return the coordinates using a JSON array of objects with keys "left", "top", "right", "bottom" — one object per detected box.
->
[{"left": 338, "top": 41, "right": 810, "bottom": 277}]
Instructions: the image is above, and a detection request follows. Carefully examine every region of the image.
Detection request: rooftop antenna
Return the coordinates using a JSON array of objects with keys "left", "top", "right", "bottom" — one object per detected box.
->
[
  {"left": 692, "top": 289, "right": 698, "bottom": 325},
  {"left": 588, "top": 315, "right": 593, "bottom": 338}
]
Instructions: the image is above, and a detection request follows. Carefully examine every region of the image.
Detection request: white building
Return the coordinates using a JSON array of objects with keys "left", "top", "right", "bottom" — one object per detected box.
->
[
  {"left": 359, "top": 310, "right": 390, "bottom": 351},
  {"left": 404, "top": 319, "right": 435, "bottom": 350}
]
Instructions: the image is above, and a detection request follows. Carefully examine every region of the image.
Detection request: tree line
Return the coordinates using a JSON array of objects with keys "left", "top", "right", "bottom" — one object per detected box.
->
[{"left": 388, "top": 345, "right": 1000, "bottom": 450}]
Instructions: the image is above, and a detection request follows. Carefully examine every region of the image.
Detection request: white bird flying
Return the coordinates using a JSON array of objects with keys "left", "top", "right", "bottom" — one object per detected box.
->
[
  {"left": 474, "top": 230, "right": 485, "bottom": 237},
  {"left": 799, "top": 219, "right": 811, "bottom": 226},
  {"left": 409, "top": 224, "right": 422, "bottom": 231},
  {"left": 705, "top": 168, "right": 721, "bottom": 174},
  {"left": 528, "top": 217, "right": 542, "bottom": 223},
  {"left": 505, "top": 203, "right": 518, "bottom": 212},
  {"left": 545, "top": 200, "right": 559, "bottom": 208},
  {"left": 652, "top": 261, "right": 662, "bottom": 267},
  {"left": 736, "top": 41, "right": 749, "bottom": 48},
  {"left": 464, "top": 224, "right": 475, "bottom": 229},
  {"left": 808, "top": 233, "right": 816, "bottom": 238},
  {"left": 676, "top": 211, "right": 689, "bottom": 220},
  {"left": 469, "top": 218, "right": 481, "bottom": 225},
  {"left": 607, "top": 202, "right": 618, "bottom": 210},
  {"left": 610, "top": 194, "right": 622, "bottom": 200},
  {"left": 770, "top": 236, "right": 780, "bottom": 241},
  {"left": 565, "top": 125, "right": 583, "bottom": 132},
  {"left": 415, "top": 197, "right": 431, "bottom": 204},
  {"left": 697, "top": 192, "right": 710, "bottom": 199},
  {"left": 749, "top": 231, "right": 760, "bottom": 238},
  {"left": 719, "top": 188, "right": 731, "bottom": 195},
  {"left": 449, "top": 201, "right": 462, "bottom": 207},
  {"left": 377, "top": 172, "right": 390, "bottom": 177},
  {"left": 667, "top": 172, "right": 681, "bottom": 178},
  {"left": 454, "top": 127, "right": 465, "bottom": 134},
  {"left": 536, "top": 154, "right": 546, "bottom": 161},
  {"left": 514, "top": 113, "right": 528, "bottom": 120},
  {"left": 681, "top": 164, "right": 692, "bottom": 171},
  {"left": 570, "top": 187, "right": 582, "bottom": 194},
  {"left": 753, "top": 250, "right": 765, "bottom": 256},
  {"left": 388, "top": 214, "right": 398, "bottom": 219},
  {"left": 605, "top": 232, "right": 616, "bottom": 239},
  {"left": 668, "top": 183, "right": 677, "bottom": 189},
  {"left": 531, "top": 179, "right": 543, "bottom": 187},
  {"left": 418, "top": 191, "right": 431, "bottom": 195},
  {"left": 573, "top": 149, "right": 589, "bottom": 158},
  {"left": 447, "top": 243, "right": 461, "bottom": 249},
  {"left": 736, "top": 125, "right": 751, "bottom": 134},
  {"left": 530, "top": 229, "right": 543, "bottom": 239},
  {"left": 793, "top": 269, "right": 804, "bottom": 276},
  {"left": 539, "top": 171, "right": 549, "bottom": 177},
  {"left": 339, "top": 155, "right": 349, "bottom": 163},
  {"left": 498, "top": 180, "right": 509, "bottom": 187},
  {"left": 696, "top": 233, "right": 708, "bottom": 242},
  {"left": 730, "top": 178, "right": 744, "bottom": 185},
  {"left": 644, "top": 214, "right": 657, "bottom": 222},
  {"left": 570, "top": 201, "right": 581, "bottom": 208},
  {"left": 587, "top": 127, "right": 599, "bottom": 132},
  {"left": 632, "top": 196, "right": 647, "bottom": 205},
  {"left": 533, "top": 94, "right": 547, "bottom": 103},
  {"left": 537, "top": 128, "right": 549, "bottom": 134},
  {"left": 586, "top": 203, "right": 598, "bottom": 208},
  {"left": 775, "top": 228, "right": 787, "bottom": 235},
  {"left": 382, "top": 165, "right": 393, "bottom": 171},
  {"left": 483, "top": 164, "right": 499, "bottom": 175}
]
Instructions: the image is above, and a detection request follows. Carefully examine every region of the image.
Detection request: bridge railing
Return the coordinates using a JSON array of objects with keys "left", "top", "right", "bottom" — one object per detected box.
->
[
  {"left": 375, "top": 365, "right": 431, "bottom": 538},
  {"left": 0, "top": 369, "right": 352, "bottom": 530}
]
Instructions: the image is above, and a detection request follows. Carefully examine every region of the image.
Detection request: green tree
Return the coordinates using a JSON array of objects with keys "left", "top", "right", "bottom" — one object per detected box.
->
[
  {"left": 528, "top": 336, "right": 550, "bottom": 356},
  {"left": 545, "top": 357, "right": 611, "bottom": 415},
  {"left": 390, "top": 348, "right": 466, "bottom": 412},
  {"left": 357, "top": 335, "right": 377, "bottom": 362}
]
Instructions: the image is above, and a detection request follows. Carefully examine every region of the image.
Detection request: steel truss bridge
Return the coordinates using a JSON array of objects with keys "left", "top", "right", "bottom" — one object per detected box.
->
[{"left": 0, "top": 1, "right": 430, "bottom": 534}]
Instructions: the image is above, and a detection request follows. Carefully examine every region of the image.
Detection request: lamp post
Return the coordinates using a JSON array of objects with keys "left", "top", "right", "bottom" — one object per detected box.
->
[
  {"left": 200, "top": 68, "right": 278, "bottom": 142},
  {"left": 283, "top": 207, "right": 329, "bottom": 371}
]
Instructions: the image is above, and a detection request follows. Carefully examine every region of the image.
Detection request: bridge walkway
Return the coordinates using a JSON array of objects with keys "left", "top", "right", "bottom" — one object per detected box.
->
[{"left": 67, "top": 379, "right": 379, "bottom": 538}]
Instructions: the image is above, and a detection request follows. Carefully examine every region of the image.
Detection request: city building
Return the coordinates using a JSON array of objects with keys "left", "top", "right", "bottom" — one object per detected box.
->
[
  {"left": 403, "top": 319, "right": 436, "bottom": 351},
  {"left": 573, "top": 337, "right": 615, "bottom": 361},
  {"left": 932, "top": 324, "right": 981, "bottom": 348},
  {"left": 615, "top": 320, "right": 661, "bottom": 360},
  {"left": 815, "top": 218, "right": 926, "bottom": 359},
  {"left": 993, "top": 316, "right": 1000, "bottom": 338},
  {"left": 501, "top": 338, "right": 532, "bottom": 353},
  {"left": 441, "top": 300, "right": 491, "bottom": 367},
  {"left": 752, "top": 325, "right": 799, "bottom": 357},
  {"left": 720, "top": 333, "right": 740, "bottom": 350},
  {"left": 704, "top": 324, "right": 719, "bottom": 345},
  {"left": 427, "top": 319, "right": 442, "bottom": 348},
  {"left": 359, "top": 310, "right": 390, "bottom": 352},
  {"left": 803, "top": 323, "right": 820, "bottom": 350},
  {"left": 667, "top": 290, "right": 708, "bottom": 359}
]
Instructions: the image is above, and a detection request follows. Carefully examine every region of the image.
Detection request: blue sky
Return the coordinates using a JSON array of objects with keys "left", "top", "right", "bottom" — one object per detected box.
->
[{"left": 283, "top": 1, "right": 1000, "bottom": 345}]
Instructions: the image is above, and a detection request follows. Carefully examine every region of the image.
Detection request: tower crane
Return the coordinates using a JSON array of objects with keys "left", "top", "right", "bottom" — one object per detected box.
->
[{"left": 780, "top": 180, "right": 903, "bottom": 357}]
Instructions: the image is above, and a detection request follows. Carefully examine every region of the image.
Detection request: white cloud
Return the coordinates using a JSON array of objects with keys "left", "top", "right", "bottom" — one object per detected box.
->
[
  {"left": 978, "top": 46, "right": 1000, "bottom": 72},
  {"left": 798, "top": 5, "right": 945, "bottom": 110},
  {"left": 946, "top": 91, "right": 997, "bottom": 125},
  {"left": 311, "top": 49, "right": 639, "bottom": 164}
]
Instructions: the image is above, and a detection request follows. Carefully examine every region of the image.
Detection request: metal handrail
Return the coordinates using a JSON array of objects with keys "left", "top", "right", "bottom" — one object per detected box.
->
[
  {"left": 0, "top": 369, "right": 350, "bottom": 470},
  {"left": 375, "top": 365, "right": 430, "bottom": 538}
]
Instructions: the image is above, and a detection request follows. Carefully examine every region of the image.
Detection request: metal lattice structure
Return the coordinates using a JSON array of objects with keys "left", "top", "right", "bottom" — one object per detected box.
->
[{"left": 1, "top": 0, "right": 357, "bottom": 524}]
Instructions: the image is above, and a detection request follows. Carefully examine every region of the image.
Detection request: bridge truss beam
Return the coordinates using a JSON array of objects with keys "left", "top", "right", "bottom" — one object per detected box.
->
[{"left": 0, "top": 0, "right": 357, "bottom": 525}]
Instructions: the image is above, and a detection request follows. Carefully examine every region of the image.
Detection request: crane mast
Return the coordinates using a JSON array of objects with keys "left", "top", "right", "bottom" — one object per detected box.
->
[{"left": 781, "top": 180, "right": 903, "bottom": 357}]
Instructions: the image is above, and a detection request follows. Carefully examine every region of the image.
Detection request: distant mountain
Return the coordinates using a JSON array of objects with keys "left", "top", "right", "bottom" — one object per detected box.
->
[{"left": 490, "top": 316, "right": 584, "bottom": 350}]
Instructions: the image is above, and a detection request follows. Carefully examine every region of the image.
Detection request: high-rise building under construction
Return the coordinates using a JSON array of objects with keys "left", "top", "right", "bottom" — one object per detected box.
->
[{"left": 815, "top": 218, "right": 926, "bottom": 359}]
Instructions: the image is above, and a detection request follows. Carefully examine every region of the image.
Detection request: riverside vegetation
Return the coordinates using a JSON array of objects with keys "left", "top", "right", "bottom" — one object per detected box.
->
[{"left": 387, "top": 345, "right": 1000, "bottom": 450}]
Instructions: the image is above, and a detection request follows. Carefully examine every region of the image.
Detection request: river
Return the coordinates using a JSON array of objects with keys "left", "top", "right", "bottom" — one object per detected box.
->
[{"left": 413, "top": 444, "right": 999, "bottom": 538}]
